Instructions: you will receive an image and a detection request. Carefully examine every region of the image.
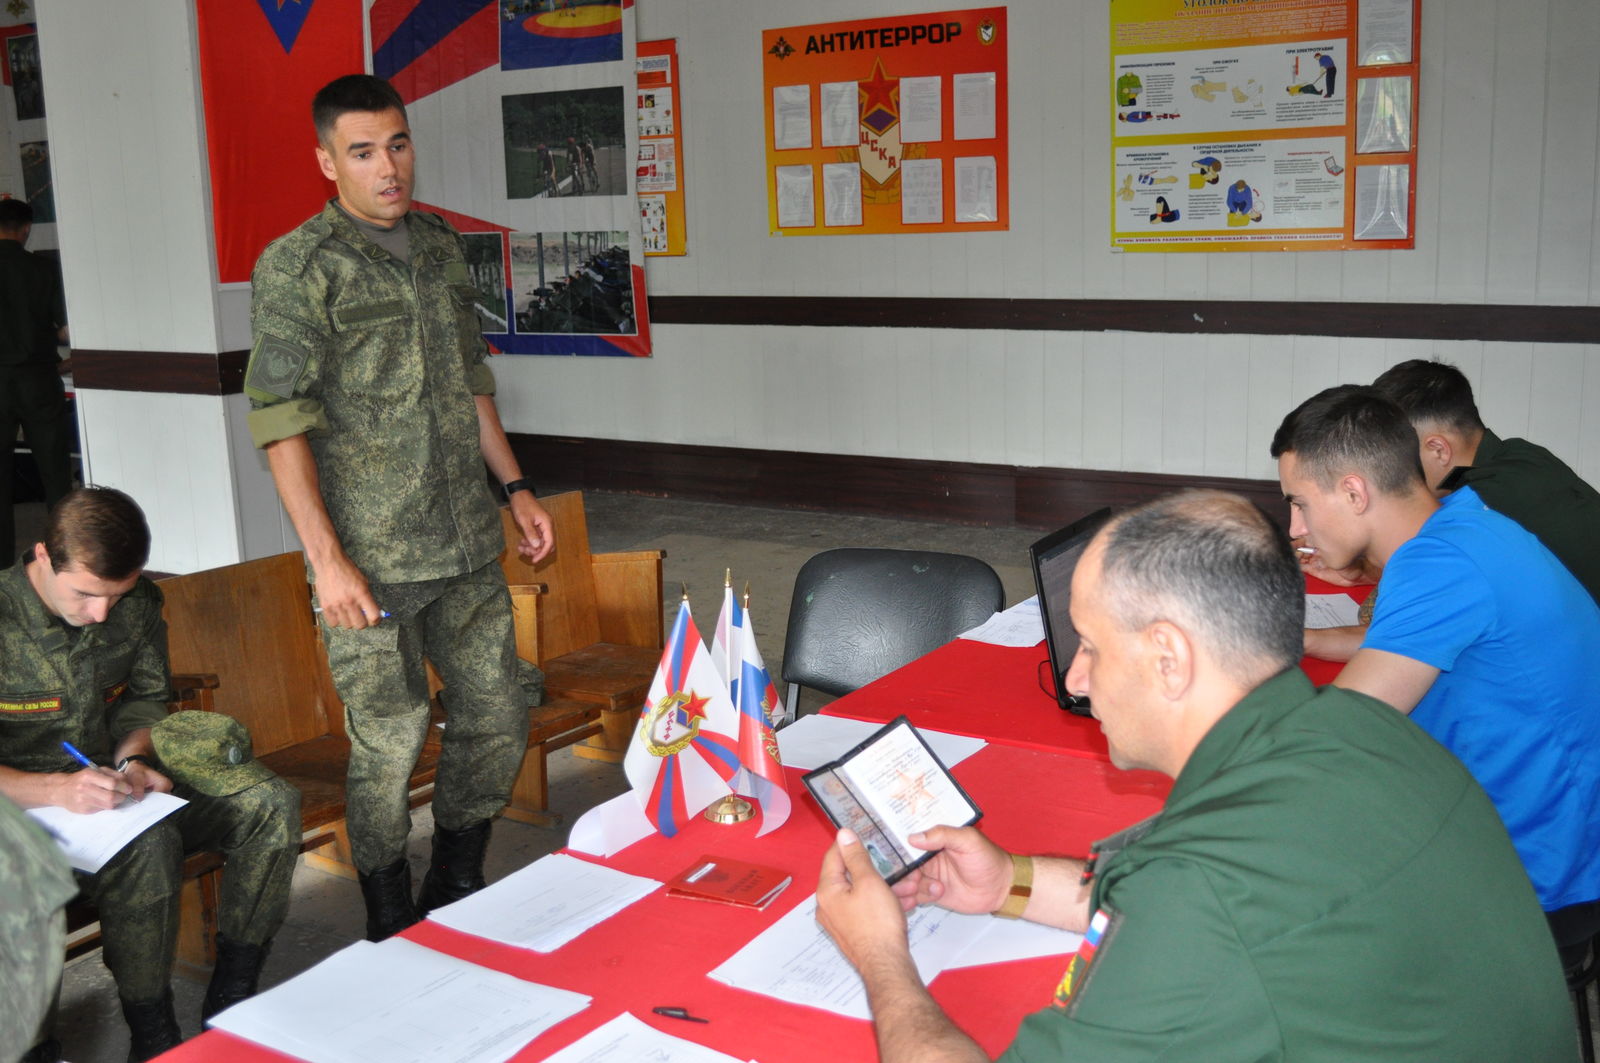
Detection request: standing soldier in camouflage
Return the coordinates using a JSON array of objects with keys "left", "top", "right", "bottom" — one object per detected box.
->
[
  {"left": 245, "top": 74, "right": 555, "bottom": 943},
  {"left": 0, "top": 488, "right": 301, "bottom": 1061}
]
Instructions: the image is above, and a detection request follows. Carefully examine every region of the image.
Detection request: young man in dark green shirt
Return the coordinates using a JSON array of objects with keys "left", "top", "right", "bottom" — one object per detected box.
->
[{"left": 1373, "top": 357, "right": 1600, "bottom": 602}]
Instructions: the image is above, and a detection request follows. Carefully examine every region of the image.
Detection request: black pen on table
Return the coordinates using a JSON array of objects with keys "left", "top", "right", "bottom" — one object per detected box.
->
[{"left": 652, "top": 1006, "right": 710, "bottom": 1023}]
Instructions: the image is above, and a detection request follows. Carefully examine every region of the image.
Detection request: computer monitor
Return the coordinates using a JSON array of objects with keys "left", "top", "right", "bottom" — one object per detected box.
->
[{"left": 1028, "top": 508, "right": 1112, "bottom": 716}]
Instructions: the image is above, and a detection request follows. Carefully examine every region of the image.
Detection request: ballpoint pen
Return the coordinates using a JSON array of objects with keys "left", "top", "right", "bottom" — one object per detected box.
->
[
  {"left": 652, "top": 1006, "right": 710, "bottom": 1023},
  {"left": 61, "top": 740, "right": 100, "bottom": 770}
]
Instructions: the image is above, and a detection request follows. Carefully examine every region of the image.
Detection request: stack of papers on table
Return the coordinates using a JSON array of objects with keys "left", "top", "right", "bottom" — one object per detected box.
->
[
  {"left": 426, "top": 852, "right": 660, "bottom": 951},
  {"left": 209, "top": 937, "right": 590, "bottom": 1063},
  {"left": 710, "top": 893, "right": 1081, "bottom": 1020},
  {"left": 542, "top": 1012, "right": 755, "bottom": 1063},
  {"left": 776, "top": 715, "right": 985, "bottom": 772}
]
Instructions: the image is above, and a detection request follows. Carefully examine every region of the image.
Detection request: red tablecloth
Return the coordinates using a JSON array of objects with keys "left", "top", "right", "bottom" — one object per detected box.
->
[
  {"left": 163, "top": 741, "right": 1168, "bottom": 1062},
  {"left": 1301, "top": 576, "right": 1376, "bottom": 686},
  {"left": 822, "top": 638, "right": 1112, "bottom": 758}
]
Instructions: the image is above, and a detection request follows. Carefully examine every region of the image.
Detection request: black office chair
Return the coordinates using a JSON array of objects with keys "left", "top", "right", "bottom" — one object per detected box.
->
[
  {"left": 780, "top": 548, "right": 1005, "bottom": 721},
  {"left": 1550, "top": 902, "right": 1600, "bottom": 1063}
]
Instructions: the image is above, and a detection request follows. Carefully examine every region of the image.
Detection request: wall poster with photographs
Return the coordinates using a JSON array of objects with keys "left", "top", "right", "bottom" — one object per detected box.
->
[
  {"left": 376, "top": 0, "right": 649, "bottom": 355},
  {"left": 1, "top": 23, "right": 57, "bottom": 243}
]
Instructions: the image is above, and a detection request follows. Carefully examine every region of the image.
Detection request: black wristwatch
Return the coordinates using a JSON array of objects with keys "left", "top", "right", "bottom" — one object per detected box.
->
[
  {"left": 115, "top": 754, "right": 157, "bottom": 772},
  {"left": 502, "top": 477, "right": 535, "bottom": 499}
]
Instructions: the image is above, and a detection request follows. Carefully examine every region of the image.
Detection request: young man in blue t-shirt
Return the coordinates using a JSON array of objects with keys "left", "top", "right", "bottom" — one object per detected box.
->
[{"left": 1273, "top": 386, "right": 1600, "bottom": 936}]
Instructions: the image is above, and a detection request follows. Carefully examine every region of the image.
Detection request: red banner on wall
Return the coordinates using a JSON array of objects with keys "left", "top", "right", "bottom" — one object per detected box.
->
[{"left": 197, "top": 0, "right": 364, "bottom": 284}]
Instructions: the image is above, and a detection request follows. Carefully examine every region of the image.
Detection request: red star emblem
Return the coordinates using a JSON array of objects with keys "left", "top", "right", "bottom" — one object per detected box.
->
[
  {"left": 858, "top": 58, "right": 898, "bottom": 117},
  {"left": 677, "top": 690, "right": 709, "bottom": 724}
]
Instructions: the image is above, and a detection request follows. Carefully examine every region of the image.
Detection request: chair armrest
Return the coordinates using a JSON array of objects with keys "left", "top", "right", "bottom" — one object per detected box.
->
[
  {"left": 506, "top": 582, "right": 549, "bottom": 599},
  {"left": 171, "top": 673, "right": 220, "bottom": 714}
]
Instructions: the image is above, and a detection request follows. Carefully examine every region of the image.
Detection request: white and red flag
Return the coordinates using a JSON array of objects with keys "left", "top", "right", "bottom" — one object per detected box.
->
[
  {"left": 712, "top": 580, "right": 792, "bottom": 835},
  {"left": 624, "top": 599, "right": 741, "bottom": 837}
]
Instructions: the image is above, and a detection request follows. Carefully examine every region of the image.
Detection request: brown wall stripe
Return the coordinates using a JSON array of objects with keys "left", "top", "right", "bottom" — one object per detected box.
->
[
  {"left": 66, "top": 297, "right": 1594, "bottom": 397},
  {"left": 509, "top": 433, "right": 1286, "bottom": 531},
  {"left": 648, "top": 296, "right": 1600, "bottom": 343},
  {"left": 72, "top": 350, "right": 248, "bottom": 396}
]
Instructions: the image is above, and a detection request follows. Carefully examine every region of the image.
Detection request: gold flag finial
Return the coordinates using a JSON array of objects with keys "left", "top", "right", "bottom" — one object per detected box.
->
[
  {"left": 680, "top": 582, "right": 689, "bottom": 602},
  {"left": 743, "top": 581, "right": 751, "bottom": 609},
  {"left": 724, "top": 568, "right": 731, "bottom": 587}
]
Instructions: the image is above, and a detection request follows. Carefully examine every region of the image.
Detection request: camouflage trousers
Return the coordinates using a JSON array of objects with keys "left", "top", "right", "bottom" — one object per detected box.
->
[
  {"left": 0, "top": 796, "right": 75, "bottom": 1053},
  {"left": 81, "top": 775, "right": 301, "bottom": 1004},
  {"left": 318, "top": 561, "right": 527, "bottom": 873}
]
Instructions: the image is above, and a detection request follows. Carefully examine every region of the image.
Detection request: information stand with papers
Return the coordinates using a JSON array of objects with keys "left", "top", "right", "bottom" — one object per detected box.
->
[{"left": 802, "top": 716, "right": 981, "bottom": 885}]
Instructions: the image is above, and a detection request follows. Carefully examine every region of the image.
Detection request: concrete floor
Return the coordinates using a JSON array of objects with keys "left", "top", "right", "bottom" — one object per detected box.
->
[{"left": 23, "top": 490, "right": 1045, "bottom": 1063}]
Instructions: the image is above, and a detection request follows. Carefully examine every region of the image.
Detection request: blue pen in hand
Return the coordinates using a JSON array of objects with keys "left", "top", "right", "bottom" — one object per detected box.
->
[
  {"left": 312, "top": 606, "right": 392, "bottom": 620},
  {"left": 61, "top": 740, "right": 99, "bottom": 770},
  {"left": 62, "top": 741, "right": 135, "bottom": 804}
]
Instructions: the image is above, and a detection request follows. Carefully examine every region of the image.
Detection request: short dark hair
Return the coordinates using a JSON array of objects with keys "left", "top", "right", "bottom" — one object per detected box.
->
[
  {"left": 312, "top": 74, "right": 407, "bottom": 144},
  {"left": 1371, "top": 359, "right": 1485, "bottom": 435},
  {"left": 0, "top": 197, "right": 32, "bottom": 234},
  {"left": 1098, "top": 490, "right": 1304, "bottom": 683},
  {"left": 1270, "top": 385, "right": 1426, "bottom": 495},
  {"left": 44, "top": 487, "right": 150, "bottom": 580}
]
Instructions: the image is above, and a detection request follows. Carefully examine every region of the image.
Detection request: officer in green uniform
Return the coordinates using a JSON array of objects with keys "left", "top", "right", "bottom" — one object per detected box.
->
[
  {"left": 244, "top": 74, "right": 555, "bottom": 942},
  {"left": 0, "top": 792, "right": 76, "bottom": 1063},
  {"left": 815, "top": 490, "right": 1575, "bottom": 1062},
  {"left": 0, "top": 487, "right": 300, "bottom": 1062}
]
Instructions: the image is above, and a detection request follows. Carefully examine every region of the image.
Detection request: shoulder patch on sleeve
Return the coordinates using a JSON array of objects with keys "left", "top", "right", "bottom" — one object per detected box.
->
[
  {"left": 245, "top": 333, "right": 310, "bottom": 400},
  {"left": 1052, "top": 905, "right": 1124, "bottom": 1016}
]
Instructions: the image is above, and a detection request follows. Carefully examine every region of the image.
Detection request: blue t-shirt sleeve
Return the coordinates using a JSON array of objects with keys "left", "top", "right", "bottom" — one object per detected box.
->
[{"left": 1362, "top": 537, "right": 1493, "bottom": 672}]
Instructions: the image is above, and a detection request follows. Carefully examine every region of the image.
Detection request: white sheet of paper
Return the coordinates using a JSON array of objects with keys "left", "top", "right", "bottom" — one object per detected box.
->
[
  {"left": 954, "top": 156, "right": 997, "bottom": 223},
  {"left": 819, "top": 80, "right": 858, "bottom": 147},
  {"left": 899, "top": 75, "right": 942, "bottom": 143},
  {"left": 775, "top": 165, "right": 815, "bottom": 229},
  {"left": 948, "top": 916, "right": 1083, "bottom": 969},
  {"left": 822, "top": 162, "right": 862, "bottom": 227},
  {"left": 566, "top": 792, "right": 656, "bottom": 858},
  {"left": 1305, "top": 593, "right": 1362, "bottom": 629},
  {"left": 540, "top": 1012, "right": 752, "bottom": 1063},
  {"left": 772, "top": 84, "right": 813, "bottom": 150},
  {"left": 709, "top": 893, "right": 988, "bottom": 1020},
  {"left": 777, "top": 715, "right": 985, "bottom": 772},
  {"left": 960, "top": 595, "right": 1044, "bottom": 647},
  {"left": 952, "top": 72, "right": 995, "bottom": 140},
  {"left": 209, "top": 937, "right": 590, "bottom": 1063},
  {"left": 900, "top": 157, "right": 944, "bottom": 225},
  {"left": 427, "top": 853, "right": 660, "bottom": 952},
  {"left": 27, "top": 791, "right": 187, "bottom": 873}
]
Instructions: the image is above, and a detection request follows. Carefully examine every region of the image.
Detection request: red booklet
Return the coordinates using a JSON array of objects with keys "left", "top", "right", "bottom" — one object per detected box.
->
[{"left": 665, "top": 855, "right": 793, "bottom": 910}]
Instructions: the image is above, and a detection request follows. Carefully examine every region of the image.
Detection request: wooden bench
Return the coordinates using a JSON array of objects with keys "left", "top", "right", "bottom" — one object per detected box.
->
[
  {"left": 130, "top": 540, "right": 602, "bottom": 968},
  {"left": 500, "top": 492, "right": 665, "bottom": 766}
]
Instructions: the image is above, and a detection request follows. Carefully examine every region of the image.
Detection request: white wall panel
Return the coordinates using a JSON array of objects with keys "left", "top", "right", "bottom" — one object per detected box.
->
[
  {"left": 76, "top": 390, "right": 241, "bottom": 574},
  {"left": 36, "top": 0, "right": 220, "bottom": 353}
]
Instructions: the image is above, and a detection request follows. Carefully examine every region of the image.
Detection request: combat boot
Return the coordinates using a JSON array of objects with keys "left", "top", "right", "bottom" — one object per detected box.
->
[
  {"left": 201, "top": 933, "right": 271, "bottom": 1025},
  {"left": 19, "top": 1038, "right": 61, "bottom": 1063},
  {"left": 358, "top": 857, "right": 418, "bottom": 941},
  {"left": 415, "top": 819, "right": 492, "bottom": 916},
  {"left": 121, "top": 990, "right": 182, "bottom": 1062}
]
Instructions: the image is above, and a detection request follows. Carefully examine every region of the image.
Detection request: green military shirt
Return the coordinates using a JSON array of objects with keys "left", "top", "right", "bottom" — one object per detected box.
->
[
  {"left": 1440, "top": 428, "right": 1600, "bottom": 603},
  {"left": 0, "top": 792, "right": 76, "bottom": 1053},
  {"left": 0, "top": 558, "right": 172, "bottom": 771},
  {"left": 1002, "top": 669, "right": 1574, "bottom": 1062},
  {"left": 245, "top": 201, "right": 504, "bottom": 584}
]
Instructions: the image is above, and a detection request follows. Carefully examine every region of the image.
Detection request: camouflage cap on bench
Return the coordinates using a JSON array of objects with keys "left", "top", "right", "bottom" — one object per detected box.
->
[{"left": 150, "top": 712, "right": 275, "bottom": 797}]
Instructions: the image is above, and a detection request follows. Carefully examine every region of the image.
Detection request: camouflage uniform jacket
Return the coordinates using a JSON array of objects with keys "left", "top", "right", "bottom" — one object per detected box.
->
[
  {"left": 0, "top": 557, "right": 172, "bottom": 772},
  {"left": 245, "top": 201, "right": 504, "bottom": 584}
]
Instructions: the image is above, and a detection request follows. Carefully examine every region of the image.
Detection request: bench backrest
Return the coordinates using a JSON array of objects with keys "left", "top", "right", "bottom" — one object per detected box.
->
[
  {"left": 500, "top": 491, "right": 603, "bottom": 661},
  {"left": 159, "top": 552, "right": 343, "bottom": 754}
]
